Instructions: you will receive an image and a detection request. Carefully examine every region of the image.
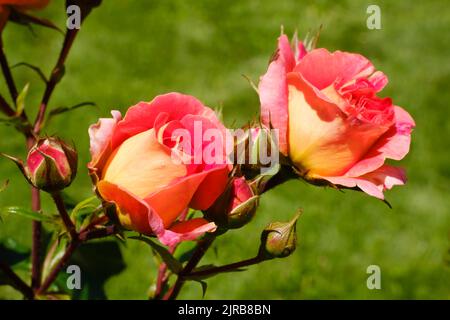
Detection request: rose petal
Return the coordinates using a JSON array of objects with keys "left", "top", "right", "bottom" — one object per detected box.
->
[
  {"left": 323, "top": 165, "right": 406, "bottom": 200},
  {"left": 159, "top": 218, "right": 217, "bottom": 247},
  {"left": 112, "top": 92, "right": 221, "bottom": 149},
  {"left": 258, "top": 34, "right": 295, "bottom": 155},
  {"left": 344, "top": 106, "right": 415, "bottom": 177},
  {"left": 88, "top": 110, "right": 121, "bottom": 171},
  {"left": 97, "top": 180, "right": 154, "bottom": 234},
  {"left": 294, "top": 48, "right": 375, "bottom": 90}
]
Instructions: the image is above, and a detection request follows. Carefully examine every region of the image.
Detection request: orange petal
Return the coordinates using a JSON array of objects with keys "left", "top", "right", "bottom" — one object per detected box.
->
[{"left": 103, "top": 128, "right": 187, "bottom": 199}]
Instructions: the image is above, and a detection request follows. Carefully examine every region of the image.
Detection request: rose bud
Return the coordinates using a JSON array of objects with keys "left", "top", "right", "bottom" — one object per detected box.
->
[
  {"left": 25, "top": 137, "right": 77, "bottom": 192},
  {"left": 207, "top": 177, "right": 259, "bottom": 230},
  {"left": 258, "top": 211, "right": 301, "bottom": 259},
  {"left": 236, "top": 127, "right": 281, "bottom": 178},
  {"left": 88, "top": 93, "right": 231, "bottom": 246},
  {"left": 227, "top": 177, "right": 259, "bottom": 229},
  {"left": 259, "top": 33, "right": 415, "bottom": 200}
]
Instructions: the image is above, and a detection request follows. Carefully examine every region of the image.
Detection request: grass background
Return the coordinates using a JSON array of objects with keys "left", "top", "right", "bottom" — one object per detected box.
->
[{"left": 1, "top": 0, "right": 449, "bottom": 299}]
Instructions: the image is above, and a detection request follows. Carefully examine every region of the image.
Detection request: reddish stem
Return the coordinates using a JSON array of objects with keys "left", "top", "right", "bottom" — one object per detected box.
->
[
  {"left": 0, "top": 93, "right": 14, "bottom": 116},
  {"left": 25, "top": 137, "right": 41, "bottom": 291},
  {"left": 0, "top": 37, "right": 18, "bottom": 104},
  {"left": 153, "top": 246, "right": 176, "bottom": 299},
  {"left": 51, "top": 192, "right": 78, "bottom": 240},
  {"left": 37, "top": 224, "right": 117, "bottom": 296},
  {"left": 186, "top": 256, "right": 262, "bottom": 279},
  {"left": 33, "top": 29, "right": 79, "bottom": 133},
  {"left": 163, "top": 234, "right": 216, "bottom": 300},
  {"left": 36, "top": 240, "right": 79, "bottom": 296}
]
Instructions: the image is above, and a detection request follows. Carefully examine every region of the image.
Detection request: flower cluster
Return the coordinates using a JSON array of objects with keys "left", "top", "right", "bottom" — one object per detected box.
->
[
  {"left": 88, "top": 33, "right": 415, "bottom": 247},
  {"left": 0, "top": 0, "right": 415, "bottom": 299}
]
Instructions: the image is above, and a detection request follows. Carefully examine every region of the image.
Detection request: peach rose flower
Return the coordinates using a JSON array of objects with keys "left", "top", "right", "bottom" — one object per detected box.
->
[
  {"left": 88, "top": 93, "right": 231, "bottom": 246},
  {"left": 259, "top": 35, "right": 415, "bottom": 199}
]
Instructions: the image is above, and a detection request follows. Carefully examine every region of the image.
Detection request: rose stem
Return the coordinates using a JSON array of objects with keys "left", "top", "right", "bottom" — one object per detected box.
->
[
  {"left": 36, "top": 225, "right": 117, "bottom": 296},
  {"left": 51, "top": 191, "right": 78, "bottom": 240},
  {"left": 0, "top": 37, "right": 18, "bottom": 104},
  {"left": 28, "top": 28, "right": 80, "bottom": 293},
  {"left": 186, "top": 256, "right": 263, "bottom": 279},
  {"left": 30, "top": 188, "right": 42, "bottom": 290},
  {"left": 1, "top": 29, "right": 46, "bottom": 293},
  {"left": 36, "top": 240, "right": 78, "bottom": 295},
  {"left": 0, "top": 261, "right": 34, "bottom": 299},
  {"left": 153, "top": 246, "right": 176, "bottom": 299},
  {"left": 163, "top": 233, "right": 216, "bottom": 300},
  {"left": 24, "top": 136, "right": 42, "bottom": 292},
  {"left": 0, "top": 93, "right": 15, "bottom": 116},
  {"left": 33, "top": 29, "right": 79, "bottom": 134}
]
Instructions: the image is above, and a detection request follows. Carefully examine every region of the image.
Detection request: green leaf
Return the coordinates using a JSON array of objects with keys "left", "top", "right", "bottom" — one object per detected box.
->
[
  {"left": 69, "top": 196, "right": 102, "bottom": 230},
  {"left": 0, "top": 206, "right": 55, "bottom": 223},
  {"left": 15, "top": 83, "right": 29, "bottom": 116},
  {"left": 47, "top": 102, "right": 96, "bottom": 122},
  {"left": 173, "top": 240, "right": 197, "bottom": 264},
  {"left": 12, "top": 62, "right": 48, "bottom": 83},
  {"left": 42, "top": 237, "right": 68, "bottom": 282},
  {"left": 129, "top": 236, "right": 182, "bottom": 274},
  {"left": 70, "top": 196, "right": 98, "bottom": 218}
]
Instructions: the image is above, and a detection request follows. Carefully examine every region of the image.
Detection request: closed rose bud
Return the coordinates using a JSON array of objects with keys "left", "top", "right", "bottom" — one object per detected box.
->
[
  {"left": 206, "top": 177, "right": 258, "bottom": 230},
  {"left": 227, "top": 177, "right": 258, "bottom": 229},
  {"left": 237, "top": 127, "right": 280, "bottom": 177},
  {"left": 25, "top": 137, "right": 77, "bottom": 192},
  {"left": 258, "top": 211, "right": 301, "bottom": 259}
]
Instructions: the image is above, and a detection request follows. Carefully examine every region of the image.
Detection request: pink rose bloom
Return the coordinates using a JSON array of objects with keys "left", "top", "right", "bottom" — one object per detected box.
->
[
  {"left": 259, "top": 35, "right": 415, "bottom": 199},
  {"left": 88, "top": 93, "right": 230, "bottom": 246}
]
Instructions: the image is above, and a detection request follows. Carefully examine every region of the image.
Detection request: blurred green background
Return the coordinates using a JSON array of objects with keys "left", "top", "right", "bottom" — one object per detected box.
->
[{"left": 1, "top": 0, "right": 449, "bottom": 299}]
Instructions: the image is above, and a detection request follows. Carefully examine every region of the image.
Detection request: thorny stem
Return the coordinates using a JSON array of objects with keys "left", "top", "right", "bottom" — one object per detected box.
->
[
  {"left": 30, "top": 189, "right": 42, "bottom": 290},
  {"left": 163, "top": 233, "right": 216, "bottom": 300},
  {"left": 0, "top": 37, "right": 18, "bottom": 104},
  {"left": 0, "top": 4, "right": 101, "bottom": 300},
  {"left": 33, "top": 29, "right": 79, "bottom": 134},
  {"left": 154, "top": 263, "right": 168, "bottom": 298},
  {"left": 26, "top": 137, "right": 42, "bottom": 291},
  {"left": 186, "top": 256, "right": 263, "bottom": 279},
  {"left": 153, "top": 246, "right": 176, "bottom": 299},
  {"left": 26, "top": 28, "right": 81, "bottom": 299}
]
